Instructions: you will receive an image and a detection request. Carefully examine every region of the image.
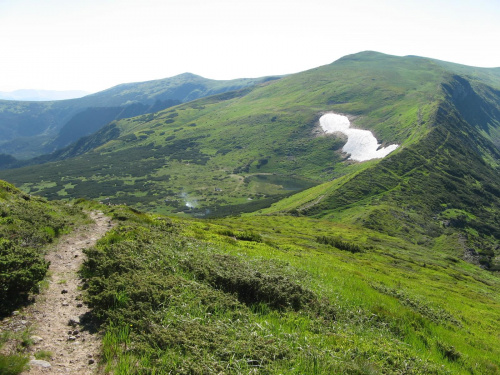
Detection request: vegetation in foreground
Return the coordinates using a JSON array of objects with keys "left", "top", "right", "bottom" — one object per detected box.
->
[
  {"left": 0, "top": 181, "right": 87, "bottom": 316},
  {"left": 0, "top": 181, "right": 87, "bottom": 374},
  {"left": 79, "top": 203, "right": 500, "bottom": 374}
]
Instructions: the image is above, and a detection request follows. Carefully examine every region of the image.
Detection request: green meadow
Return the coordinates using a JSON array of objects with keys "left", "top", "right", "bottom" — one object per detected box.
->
[{"left": 77, "top": 204, "right": 500, "bottom": 374}]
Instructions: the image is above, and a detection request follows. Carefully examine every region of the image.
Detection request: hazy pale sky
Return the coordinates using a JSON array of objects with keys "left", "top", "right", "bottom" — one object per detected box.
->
[{"left": 1, "top": 0, "right": 499, "bottom": 93}]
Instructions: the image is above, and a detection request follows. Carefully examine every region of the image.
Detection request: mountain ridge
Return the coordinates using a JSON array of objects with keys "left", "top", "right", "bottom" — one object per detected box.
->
[{"left": 0, "top": 73, "right": 280, "bottom": 159}]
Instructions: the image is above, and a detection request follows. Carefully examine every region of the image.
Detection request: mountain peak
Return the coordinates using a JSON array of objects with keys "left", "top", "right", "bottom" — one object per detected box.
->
[{"left": 173, "top": 72, "right": 204, "bottom": 79}]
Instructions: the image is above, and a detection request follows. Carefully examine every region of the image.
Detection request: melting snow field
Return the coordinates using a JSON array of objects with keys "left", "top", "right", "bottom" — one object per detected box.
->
[{"left": 319, "top": 113, "right": 399, "bottom": 162}]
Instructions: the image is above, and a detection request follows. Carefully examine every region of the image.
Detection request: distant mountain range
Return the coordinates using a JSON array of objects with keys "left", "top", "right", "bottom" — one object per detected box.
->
[
  {"left": 0, "top": 74, "right": 280, "bottom": 159},
  {"left": 0, "top": 89, "right": 90, "bottom": 101}
]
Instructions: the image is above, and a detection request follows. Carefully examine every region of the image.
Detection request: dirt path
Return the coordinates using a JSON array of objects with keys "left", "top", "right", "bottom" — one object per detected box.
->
[
  {"left": 299, "top": 194, "right": 325, "bottom": 211},
  {"left": 21, "top": 211, "right": 114, "bottom": 374}
]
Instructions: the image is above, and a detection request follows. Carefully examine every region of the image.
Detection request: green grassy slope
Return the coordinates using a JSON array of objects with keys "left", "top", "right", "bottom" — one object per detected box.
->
[
  {"left": 257, "top": 72, "right": 500, "bottom": 270},
  {"left": 0, "top": 181, "right": 87, "bottom": 317},
  {"left": 0, "top": 74, "right": 277, "bottom": 158},
  {"left": 79, "top": 204, "right": 500, "bottom": 374},
  {"left": 0, "top": 181, "right": 88, "bottom": 374},
  {"left": 0, "top": 52, "right": 453, "bottom": 215}
]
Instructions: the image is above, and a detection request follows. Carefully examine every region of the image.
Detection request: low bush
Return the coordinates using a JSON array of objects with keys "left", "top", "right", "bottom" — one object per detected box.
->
[
  {"left": 0, "top": 240, "right": 49, "bottom": 315},
  {"left": 217, "top": 229, "right": 263, "bottom": 242},
  {"left": 436, "top": 340, "right": 461, "bottom": 362},
  {"left": 81, "top": 218, "right": 339, "bottom": 373},
  {"left": 235, "top": 230, "right": 263, "bottom": 242},
  {"left": 0, "top": 181, "right": 86, "bottom": 316},
  {"left": 0, "top": 353, "right": 29, "bottom": 375},
  {"left": 316, "top": 235, "right": 363, "bottom": 253},
  {"left": 180, "top": 253, "right": 320, "bottom": 312}
]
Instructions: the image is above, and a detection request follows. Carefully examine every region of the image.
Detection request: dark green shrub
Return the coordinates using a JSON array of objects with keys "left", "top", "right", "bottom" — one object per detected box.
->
[
  {"left": 0, "top": 353, "right": 29, "bottom": 375},
  {"left": 108, "top": 206, "right": 152, "bottom": 224},
  {"left": 217, "top": 228, "right": 235, "bottom": 237},
  {"left": 436, "top": 340, "right": 461, "bottom": 361},
  {"left": 0, "top": 239, "right": 49, "bottom": 316},
  {"left": 218, "top": 229, "right": 263, "bottom": 242},
  {"left": 316, "top": 235, "right": 363, "bottom": 253},
  {"left": 180, "top": 253, "right": 329, "bottom": 314},
  {"left": 0, "top": 183, "right": 86, "bottom": 316},
  {"left": 235, "top": 230, "right": 262, "bottom": 242}
]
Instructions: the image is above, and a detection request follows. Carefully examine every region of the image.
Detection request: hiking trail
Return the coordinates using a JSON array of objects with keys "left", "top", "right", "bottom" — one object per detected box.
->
[{"left": 18, "top": 211, "right": 113, "bottom": 374}]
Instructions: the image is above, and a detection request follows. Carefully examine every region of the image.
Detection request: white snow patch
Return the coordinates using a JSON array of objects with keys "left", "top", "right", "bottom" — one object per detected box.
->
[{"left": 319, "top": 113, "right": 399, "bottom": 162}]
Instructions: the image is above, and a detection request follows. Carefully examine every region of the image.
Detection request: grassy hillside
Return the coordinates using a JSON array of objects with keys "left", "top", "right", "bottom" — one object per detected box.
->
[
  {"left": 0, "top": 181, "right": 89, "bottom": 374},
  {"left": 0, "top": 52, "right": 451, "bottom": 214},
  {"left": 0, "top": 74, "right": 277, "bottom": 159},
  {"left": 256, "top": 74, "right": 500, "bottom": 270},
  {"left": 78, "top": 203, "right": 500, "bottom": 374},
  {"left": 2, "top": 189, "right": 499, "bottom": 374},
  {"left": 0, "top": 181, "right": 87, "bottom": 317}
]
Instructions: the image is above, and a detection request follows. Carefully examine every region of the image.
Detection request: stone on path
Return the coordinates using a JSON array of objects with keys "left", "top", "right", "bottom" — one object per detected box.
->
[
  {"left": 68, "top": 317, "right": 79, "bottom": 327},
  {"left": 29, "top": 359, "right": 51, "bottom": 368},
  {"left": 31, "top": 335, "right": 43, "bottom": 344}
]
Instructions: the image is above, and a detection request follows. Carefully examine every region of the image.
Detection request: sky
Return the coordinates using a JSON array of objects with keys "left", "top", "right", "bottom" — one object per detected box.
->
[{"left": 0, "top": 0, "right": 499, "bottom": 93}]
